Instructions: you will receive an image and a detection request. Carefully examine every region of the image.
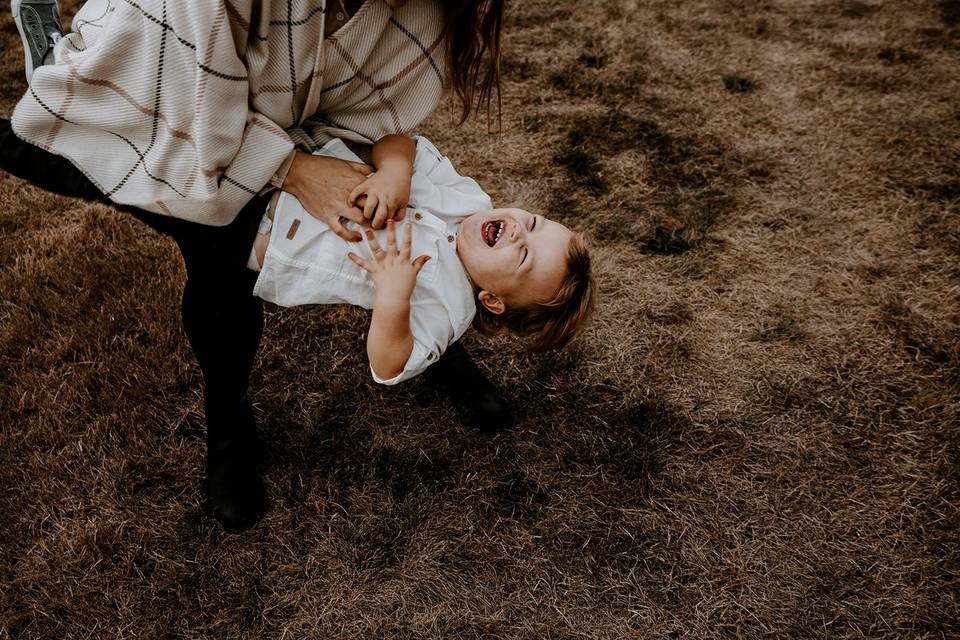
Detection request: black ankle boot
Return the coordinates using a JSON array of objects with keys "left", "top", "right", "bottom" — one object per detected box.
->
[
  {"left": 426, "top": 342, "right": 514, "bottom": 433},
  {"left": 206, "top": 440, "right": 266, "bottom": 531},
  {"left": 205, "top": 396, "right": 267, "bottom": 531}
]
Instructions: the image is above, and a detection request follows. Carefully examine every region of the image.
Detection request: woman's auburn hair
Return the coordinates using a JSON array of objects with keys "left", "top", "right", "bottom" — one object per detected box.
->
[
  {"left": 441, "top": 0, "right": 504, "bottom": 125},
  {"left": 473, "top": 234, "right": 596, "bottom": 351}
]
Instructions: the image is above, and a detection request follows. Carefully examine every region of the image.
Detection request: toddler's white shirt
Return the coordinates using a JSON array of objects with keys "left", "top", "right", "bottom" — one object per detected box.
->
[{"left": 253, "top": 137, "right": 492, "bottom": 385}]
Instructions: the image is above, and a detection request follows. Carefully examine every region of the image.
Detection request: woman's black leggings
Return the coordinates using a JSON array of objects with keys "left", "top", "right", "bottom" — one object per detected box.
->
[{"left": 0, "top": 117, "right": 266, "bottom": 442}]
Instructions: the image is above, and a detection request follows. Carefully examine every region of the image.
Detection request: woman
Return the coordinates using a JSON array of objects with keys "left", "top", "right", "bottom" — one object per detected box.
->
[{"left": 3, "top": 0, "right": 507, "bottom": 530}]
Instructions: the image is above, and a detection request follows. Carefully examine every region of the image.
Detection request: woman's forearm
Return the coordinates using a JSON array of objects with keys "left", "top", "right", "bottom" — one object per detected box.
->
[{"left": 281, "top": 149, "right": 318, "bottom": 197}]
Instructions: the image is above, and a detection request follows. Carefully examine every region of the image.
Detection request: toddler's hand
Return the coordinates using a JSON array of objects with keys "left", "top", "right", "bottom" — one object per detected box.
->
[
  {"left": 348, "top": 166, "right": 411, "bottom": 230},
  {"left": 347, "top": 220, "right": 429, "bottom": 304}
]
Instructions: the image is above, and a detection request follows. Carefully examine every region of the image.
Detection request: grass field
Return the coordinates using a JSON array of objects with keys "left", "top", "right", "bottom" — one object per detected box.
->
[{"left": 2, "top": 0, "right": 959, "bottom": 637}]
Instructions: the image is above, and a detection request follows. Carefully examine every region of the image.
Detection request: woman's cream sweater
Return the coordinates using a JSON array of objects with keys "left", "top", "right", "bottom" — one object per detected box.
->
[{"left": 12, "top": 0, "right": 445, "bottom": 225}]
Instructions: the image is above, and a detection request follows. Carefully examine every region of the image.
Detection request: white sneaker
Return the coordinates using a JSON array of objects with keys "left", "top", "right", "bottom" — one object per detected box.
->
[{"left": 11, "top": 0, "right": 64, "bottom": 84}]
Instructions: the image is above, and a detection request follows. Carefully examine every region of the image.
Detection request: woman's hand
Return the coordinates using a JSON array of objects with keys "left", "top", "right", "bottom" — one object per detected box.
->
[
  {"left": 347, "top": 220, "right": 430, "bottom": 304},
  {"left": 282, "top": 150, "right": 375, "bottom": 242},
  {"left": 348, "top": 165, "right": 411, "bottom": 230}
]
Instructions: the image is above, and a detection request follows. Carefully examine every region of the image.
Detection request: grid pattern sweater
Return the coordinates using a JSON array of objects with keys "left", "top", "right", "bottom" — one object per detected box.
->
[{"left": 11, "top": 0, "right": 446, "bottom": 225}]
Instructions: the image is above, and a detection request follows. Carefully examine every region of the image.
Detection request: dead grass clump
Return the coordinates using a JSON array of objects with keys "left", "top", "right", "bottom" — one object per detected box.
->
[
  {"left": 646, "top": 300, "right": 693, "bottom": 325},
  {"left": 839, "top": 0, "right": 882, "bottom": 19},
  {"left": 916, "top": 210, "right": 960, "bottom": 259},
  {"left": 500, "top": 53, "right": 540, "bottom": 82},
  {"left": 877, "top": 47, "right": 923, "bottom": 64},
  {"left": 551, "top": 64, "right": 649, "bottom": 103},
  {"left": 747, "top": 316, "right": 806, "bottom": 343},
  {"left": 485, "top": 469, "right": 549, "bottom": 521},
  {"left": 503, "top": 5, "right": 572, "bottom": 30},
  {"left": 641, "top": 221, "right": 692, "bottom": 255},
  {"left": 910, "top": 179, "right": 960, "bottom": 203},
  {"left": 548, "top": 60, "right": 606, "bottom": 97},
  {"left": 939, "top": 0, "right": 960, "bottom": 26},
  {"left": 722, "top": 72, "right": 758, "bottom": 93},
  {"left": 577, "top": 45, "right": 608, "bottom": 69},
  {"left": 835, "top": 68, "right": 912, "bottom": 93},
  {"left": 548, "top": 64, "right": 592, "bottom": 95},
  {"left": 878, "top": 294, "right": 960, "bottom": 370}
]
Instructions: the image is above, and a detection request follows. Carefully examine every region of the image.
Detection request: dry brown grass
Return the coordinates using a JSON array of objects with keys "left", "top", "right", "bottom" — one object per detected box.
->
[{"left": 2, "top": 0, "right": 959, "bottom": 638}]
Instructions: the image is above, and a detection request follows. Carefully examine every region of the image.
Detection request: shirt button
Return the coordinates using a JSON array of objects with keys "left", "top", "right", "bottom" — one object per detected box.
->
[
  {"left": 414, "top": 212, "right": 422, "bottom": 220},
  {"left": 447, "top": 235, "right": 455, "bottom": 243},
  {"left": 336, "top": 12, "right": 345, "bottom": 20},
  {"left": 427, "top": 353, "right": 434, "bottom": 360}
]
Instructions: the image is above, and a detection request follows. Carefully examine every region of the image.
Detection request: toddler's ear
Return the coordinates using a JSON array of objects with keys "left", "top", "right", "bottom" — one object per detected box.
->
[{"left": 478, "top": 291, "right": 506, "bottom": 316}]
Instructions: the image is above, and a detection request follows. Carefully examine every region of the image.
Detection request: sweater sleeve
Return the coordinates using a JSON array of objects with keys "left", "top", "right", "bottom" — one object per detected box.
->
[{"left": 11, "top": 0, "right": 295, "bottom": 226}]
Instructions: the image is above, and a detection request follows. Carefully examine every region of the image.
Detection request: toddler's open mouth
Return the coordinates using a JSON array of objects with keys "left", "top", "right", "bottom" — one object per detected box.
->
[{"left": 482, "top": 219, "right": 505, "bottom": 247}]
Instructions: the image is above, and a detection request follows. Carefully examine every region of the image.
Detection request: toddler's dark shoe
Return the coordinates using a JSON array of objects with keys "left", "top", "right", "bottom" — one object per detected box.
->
[
  {"left": 12, "top": 0, "right": 63, "bottom": 83},
  {"left": 426, "top": 341, "right": 514, "bottom": 433}
]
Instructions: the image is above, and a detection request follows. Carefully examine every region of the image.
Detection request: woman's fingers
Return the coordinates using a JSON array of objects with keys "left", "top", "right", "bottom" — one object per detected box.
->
[
  {"left": 330, "top": 214, "right": 362, "bottom": 243},
  {"left": 284, "top": 154, "right": 370, "bottom": 239},
  {"left": 385, "top": 220, "right": 398, "bottom": 253},
  {"left": 392, "top": 205, "right": 407, "bottom": 222},
  {"left": 328, "top": 197, "right": 367, "bottom": 230},
  {"left": 349, "top": 161, "right": 375, "bottom": 176},
  {"left": 366, "top": 229, "right": 385, "bottom": 257}
]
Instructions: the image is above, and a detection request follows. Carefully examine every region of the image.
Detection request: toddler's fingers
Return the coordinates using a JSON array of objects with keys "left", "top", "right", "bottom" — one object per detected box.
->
[
  {"left": 348, "top": 182, "right": 368, "bottom": 207},
  {"left": 373, "top": 199, "right": 390, "bottom": 230},
  {"left": 392, "top": 205, "right": 407, "bottom": 222},
  {"left": 385, "top": 219, "right": 398, "bottom": 253},
  {"left": 347, "top": 252, "right": 371, "bottom": 271},
  {"left": 401, "top": 220, "right": 412, "bottom": 259},
  {"left": 412, "top": 254, "right": 431, "bottom": 273},
  {"left": 362, "top": 193, "right": 378, "bottom": 221}
]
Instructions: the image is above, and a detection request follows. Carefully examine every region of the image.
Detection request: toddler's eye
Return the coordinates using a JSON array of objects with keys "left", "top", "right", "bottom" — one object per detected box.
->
[
  {"left": 531, "top": 217, "right": 537, "bottom": 231},
  {"left": 521, "top": 248, "right": 528, "bottom": 265}
]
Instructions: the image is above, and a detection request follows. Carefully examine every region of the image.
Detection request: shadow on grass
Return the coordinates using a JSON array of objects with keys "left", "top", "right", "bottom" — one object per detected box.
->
[{"left": 549, "top": 107, "right": 759, "bottom": 252}]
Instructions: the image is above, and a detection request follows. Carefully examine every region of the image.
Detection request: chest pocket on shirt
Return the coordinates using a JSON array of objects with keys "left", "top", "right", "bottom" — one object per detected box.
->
[
  {"left": 348, "top": 219, "right": 441, "bottom": 287},
  {"left": 417, "top": 245, "right": 440, "bottom": 285}
]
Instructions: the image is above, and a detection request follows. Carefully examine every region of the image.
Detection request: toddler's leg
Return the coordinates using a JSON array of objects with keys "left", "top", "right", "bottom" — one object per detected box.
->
[
  {"left": 247, "top": 190, "right": 281, "bottom": 271},
  {"left": 251, "top": 231, "right": 271, "bottom": 270},
  {"left": 426, "top": 342, "right": 513, "bottom": 433}
]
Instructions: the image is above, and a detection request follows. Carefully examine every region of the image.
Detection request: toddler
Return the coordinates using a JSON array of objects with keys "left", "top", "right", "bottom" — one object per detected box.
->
[{"left": 249, "top": 135, "right": 595, "bottom": 384}]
